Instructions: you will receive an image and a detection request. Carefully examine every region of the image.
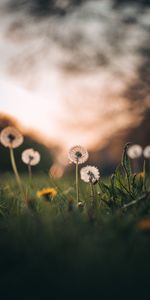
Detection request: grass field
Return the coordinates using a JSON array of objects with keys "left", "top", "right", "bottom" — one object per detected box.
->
[{"left": 0, "top": 145, "right": 150, "bottom": 299}]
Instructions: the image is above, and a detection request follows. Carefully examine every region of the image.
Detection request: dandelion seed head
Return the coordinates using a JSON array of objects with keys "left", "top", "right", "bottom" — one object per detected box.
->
[
  {"left": 68, "top": 145, "right": 88, "bottom": 164},
  {"left": 143, "top": 145, "right": 150, "bottom": 159},
  {"left": 22, "top": 148, "right": 40, "bottom": 166},
  {"left": 0, "top": 126, "right": 23, "bottom": 148},
  {"left": 127, "top": 144, "right": 142, "bottom": 159},
  {"left": 80, "top": 165, "right": 100, "bottom": 184}
]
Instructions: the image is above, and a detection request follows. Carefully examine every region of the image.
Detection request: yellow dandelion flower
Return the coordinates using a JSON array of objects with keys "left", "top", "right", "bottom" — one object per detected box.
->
[
  {"left": 136, "top": 172, "right": 144, "bottom": 178},
  {"left": 36, "top": 187, "right": 57, "bottom": 200}
]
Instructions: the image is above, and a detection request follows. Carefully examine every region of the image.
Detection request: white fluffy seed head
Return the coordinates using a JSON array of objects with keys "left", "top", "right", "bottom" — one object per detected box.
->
[
  {"left": 22, "top": 148, "right": 40, "bottom": 166},
  {"left": 80, "top": 165, "right": 100, "bottom": 184},
  {"left": 0, "top": 126, "right": 24, "bottom": 148},
  {"left": 127, "top": 144, "right": 143, "bottom": 159},
  {"left": 68, "top": 145, "right": 89, "bottom": 164},
  {"left": 143, "top": 146, "right": 150, "bottom": 159}
]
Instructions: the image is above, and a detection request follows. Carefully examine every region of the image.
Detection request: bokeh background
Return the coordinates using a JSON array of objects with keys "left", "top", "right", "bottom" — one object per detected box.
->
[{"left": 0, "top": 0, "right": 150, "bottom": 175}]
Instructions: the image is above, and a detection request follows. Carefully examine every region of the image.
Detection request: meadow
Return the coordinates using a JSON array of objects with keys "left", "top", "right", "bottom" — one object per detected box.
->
[{"left": 0, "top": 127, "right": 150, "bottom": 299}]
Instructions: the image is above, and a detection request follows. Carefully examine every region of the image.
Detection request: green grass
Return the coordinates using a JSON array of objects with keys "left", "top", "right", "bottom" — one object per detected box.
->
[{"left": 0, "top": 145, "right": 150, "bottom": 299}]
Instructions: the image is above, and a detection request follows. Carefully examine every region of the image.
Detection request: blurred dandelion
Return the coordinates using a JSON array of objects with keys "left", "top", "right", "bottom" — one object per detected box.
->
[
  {"left": 127, "top": 144, "right": 143, "bottom": 174},
  {"left": 0, "top": 126, "right": 23, "bottom": 149},
  {"left": 127, "top": 144, "right": 143, "bottom": 159},
  {"left": 143, "top": 146, "right": 150, "bottom": 159},
  {"left": 80, "top": 165, "right": 100, "bottom": 208},
  {"left": 49, "top": 164, "right": 64, "bottom": 179},
  {"left": 36, "top": 187, "right": 57, "bottom": 201},
  {"left": 22, "top": 148, "right": 40, "bottom": 180},
  {"left": 68, "top": 145, "right": 88, "bottom": 204},
  {"left": 0, "top": 126, "right": 23, "bottom": 189}
]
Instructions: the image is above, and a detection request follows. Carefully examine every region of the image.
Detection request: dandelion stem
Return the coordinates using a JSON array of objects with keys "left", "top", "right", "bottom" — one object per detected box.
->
[
  {"left": 28, "top": 164, "right": 32, "bottom": 181},
  {"left": 10, "top": 147, "right": 28, "bottom": 206},
  {"left": 90, "top": 181, "right": 95, "bottom": 208},
  {"left": 10, "top": 147, "right": 22, "bottom": 188},
  {"left": 76, "top": 160, "right": 79, "bottom": 203}
]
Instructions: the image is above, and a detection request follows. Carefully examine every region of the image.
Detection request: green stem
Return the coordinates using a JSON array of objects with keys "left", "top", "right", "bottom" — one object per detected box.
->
[
  {"left": 90, "top": 181, "right": 95, "bottom": 208},
  {"left": 76, "top": 161, "right": 79, "bottom": 203},
  {"left": 10, "top": 147, "right": 22, "bottom": 188},
  {"left": 10, "top": 148, "right": 27, "bottom": 206},
  {"left": 28, "top": 164, "right": 32, "bottom": 181},
  {"left": 10, "top": 147, "right": 27, "bottom": 209}
]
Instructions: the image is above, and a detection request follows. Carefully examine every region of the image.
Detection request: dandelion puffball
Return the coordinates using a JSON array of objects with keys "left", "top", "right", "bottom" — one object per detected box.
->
[
  {"left": 68, "top": 145, "right": 89, "bottom": 164},
  {"left": 22, "top": 148, "right": 40, "bottom": 166},
  {"left": 127, "top": 144, "right": 143, "bottom": 159},
  {"left": 80, "top": 165, "right": 100, "bottom": 184},
  {"left": 143, "top": 146, "right": 150, "bottom": 158},
  {"left": 0, "top": 126, "right": 24, "bottom": 148}
]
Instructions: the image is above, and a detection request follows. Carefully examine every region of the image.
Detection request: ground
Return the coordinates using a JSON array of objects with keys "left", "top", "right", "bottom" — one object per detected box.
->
[{"left": 0, "top": 166, "right": 150, "bottom": 299}]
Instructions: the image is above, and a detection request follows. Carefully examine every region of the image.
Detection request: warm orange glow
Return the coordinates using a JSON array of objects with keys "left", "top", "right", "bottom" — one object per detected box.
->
[
  {"left": 0, "top": 72, "right": 147, "bottom": 153},
  {"left": 0, "top": 0, "right": 149, "bottom": 158}
]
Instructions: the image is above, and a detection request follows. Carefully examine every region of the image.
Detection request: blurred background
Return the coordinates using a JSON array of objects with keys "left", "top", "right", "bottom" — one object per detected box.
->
[{"left": 0, "top": 0, "right": 150, "bottom": 176}]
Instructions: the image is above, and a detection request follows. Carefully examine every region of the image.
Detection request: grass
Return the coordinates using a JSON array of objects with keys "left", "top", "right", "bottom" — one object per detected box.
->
[{"left": 0, "top": 145, "right": 150, "bottom": 299}]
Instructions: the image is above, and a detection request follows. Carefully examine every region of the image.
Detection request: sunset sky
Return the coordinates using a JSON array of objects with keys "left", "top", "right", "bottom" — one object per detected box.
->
[{"left": 0, "top": 0, "right": 150, "bottom": 152}]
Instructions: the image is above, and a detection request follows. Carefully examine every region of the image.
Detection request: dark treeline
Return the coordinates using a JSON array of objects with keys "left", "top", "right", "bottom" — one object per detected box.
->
[{"left": 8, "top": 0, "right": 150, "bottom": 17}]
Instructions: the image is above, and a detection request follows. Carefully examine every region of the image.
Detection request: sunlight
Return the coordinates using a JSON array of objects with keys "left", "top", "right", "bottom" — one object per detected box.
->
[{"left": 0, "top": 77, "right": 64, "bottom": 144}]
